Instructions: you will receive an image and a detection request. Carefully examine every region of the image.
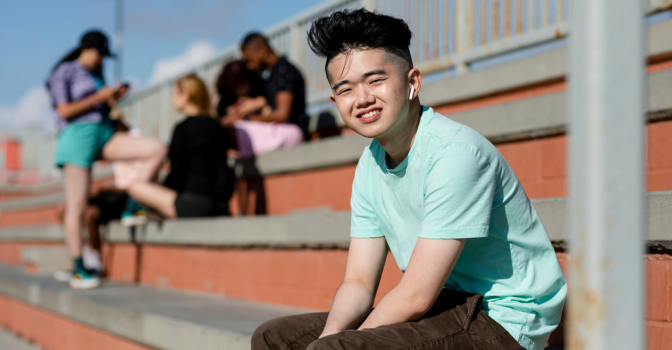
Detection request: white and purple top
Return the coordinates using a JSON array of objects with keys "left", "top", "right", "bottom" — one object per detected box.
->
[{"left": 47, "top": 60, "right": 108, "bottom": 133}]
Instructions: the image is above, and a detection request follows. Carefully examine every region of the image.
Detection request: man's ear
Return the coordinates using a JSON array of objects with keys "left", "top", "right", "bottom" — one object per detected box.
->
[
  {"left": 408, "top": 68, "right": 422, "bottom": 100},
  {"left": 330, "top": 94, "right": 337, "bottom": 105}
]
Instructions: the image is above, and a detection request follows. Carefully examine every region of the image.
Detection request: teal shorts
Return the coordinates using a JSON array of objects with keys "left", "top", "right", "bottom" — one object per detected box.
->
[{"left": 55, "top": 121, "right": 115, "bottom": 169}]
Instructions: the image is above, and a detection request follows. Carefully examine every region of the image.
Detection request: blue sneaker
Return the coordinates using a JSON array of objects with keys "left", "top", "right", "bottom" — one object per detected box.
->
[
  {"left": 69, "top": 268, "right": 101, "bottom": 289},
  {"left": 121, "top": 198, "right": 148, "bottom": 227}
]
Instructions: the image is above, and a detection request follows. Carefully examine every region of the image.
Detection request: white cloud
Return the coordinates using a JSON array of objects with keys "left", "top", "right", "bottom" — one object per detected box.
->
[
  {"left": 0, "top": 86, "right": 54, "bottom": 133},
  {"left": 146, "top": 40, "right": 217, "bottom": 85}
]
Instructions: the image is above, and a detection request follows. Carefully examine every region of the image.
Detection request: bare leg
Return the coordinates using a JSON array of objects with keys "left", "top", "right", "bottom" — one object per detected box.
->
[
  {"left": 126, "top": 181, "right": 178, "bottom": 218},
  {"left": 102, "top": 133, "right": 167, "bottom": 182},
  {"left": 238, "top": 178, "right": 248, "bottom": 216},
  {"left": 63, "top": 166, "right": 91, "bottom": 257}
]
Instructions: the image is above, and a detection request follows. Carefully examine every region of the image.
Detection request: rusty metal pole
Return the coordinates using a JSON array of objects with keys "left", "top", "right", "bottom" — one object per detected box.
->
[{"left": 567, "top": 0, "right": 646, "bottom": 349}]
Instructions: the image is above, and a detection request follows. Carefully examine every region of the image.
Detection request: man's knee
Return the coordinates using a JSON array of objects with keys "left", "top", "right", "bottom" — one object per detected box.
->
[
  {"left": 251, "top": 317, "right": 286, "bottom": 350},
  {"left": 252, "top": 313, "right": 328, "bottom": 350},
  {"left": 306, "top": 336, "right": 339, "bottom": 350},
  {"left": 151, "top": 141, "right": 168, "bottom": 159}
]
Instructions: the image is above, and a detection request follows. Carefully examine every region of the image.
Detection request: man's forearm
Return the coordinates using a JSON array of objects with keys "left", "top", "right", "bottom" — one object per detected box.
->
[
  {"left": 56, "top": 92, "right": 106, "bottom": 120},
  {"left": 248, "top": 111, "right": 289, "bottom": 123},
  {"left": 357, "top": 283, "right": 432, "bottom": 330},
  {"left": 321, "top": 280, "right": 376, "bottom": 337}
]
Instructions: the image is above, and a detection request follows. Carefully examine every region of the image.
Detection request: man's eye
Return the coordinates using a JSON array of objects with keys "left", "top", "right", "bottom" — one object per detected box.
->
[{"left": 338, "top": 89, "right": 351, "bottom": 95}]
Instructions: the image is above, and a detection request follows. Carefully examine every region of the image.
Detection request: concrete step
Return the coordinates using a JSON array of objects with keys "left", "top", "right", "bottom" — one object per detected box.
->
[
  {"left": 0, "top": 327, "right": 41, "bottom": 350},
  {"left": 0, "top": 264, "right": 308, "bottom": 350},
  {"left": 21, "top": 246, "right": 70, "bottom": 274}
]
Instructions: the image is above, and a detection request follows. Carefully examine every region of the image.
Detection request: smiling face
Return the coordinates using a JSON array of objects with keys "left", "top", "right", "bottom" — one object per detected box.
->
[{"left": 328, "top": 49, "right": 420, "bottom": 140}]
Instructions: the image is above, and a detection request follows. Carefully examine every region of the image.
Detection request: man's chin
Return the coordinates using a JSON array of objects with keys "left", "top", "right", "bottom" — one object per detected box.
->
[{"left": 350, "top": 126, "right": 387, "bottom": 139}]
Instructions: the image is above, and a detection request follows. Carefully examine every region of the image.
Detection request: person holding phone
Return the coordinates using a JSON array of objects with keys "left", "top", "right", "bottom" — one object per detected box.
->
[{"left": 46, "top": 30, "right": 167, "bottom": 289}]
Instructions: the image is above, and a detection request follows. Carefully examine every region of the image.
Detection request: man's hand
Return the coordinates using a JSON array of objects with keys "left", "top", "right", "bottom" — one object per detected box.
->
[
  {"left": 357, "top": 238, "right": 465, "bottom": 330},
  {"left": 220, "top": 114, "right": 243, "bottom": 127},
  {"left": 248, "top": 91, "right": 293, "bottom": 123}
]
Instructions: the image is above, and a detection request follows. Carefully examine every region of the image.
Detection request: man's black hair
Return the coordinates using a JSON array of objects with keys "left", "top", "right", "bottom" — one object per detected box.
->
[
  {"left": 241, "top": 32, "right": 271, "bottom": 51},
  {"left": 307, "top": 8, "right": 413, "bottom": 81}
]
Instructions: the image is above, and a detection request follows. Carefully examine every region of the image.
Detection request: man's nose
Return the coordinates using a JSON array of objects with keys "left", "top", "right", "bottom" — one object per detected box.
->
[{"left": 355, "top": 86, "right": 375, "bottom": 108}]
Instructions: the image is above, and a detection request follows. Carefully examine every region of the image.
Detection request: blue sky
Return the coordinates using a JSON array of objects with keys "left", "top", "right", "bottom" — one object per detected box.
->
[{"left": 0, "top": 0, "right": 318, "bottom": 132}]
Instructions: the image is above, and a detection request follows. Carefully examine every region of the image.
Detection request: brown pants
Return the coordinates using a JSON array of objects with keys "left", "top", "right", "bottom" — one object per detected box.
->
[{"left": 252, "top": 290, "right": 525, "bottom": 350}]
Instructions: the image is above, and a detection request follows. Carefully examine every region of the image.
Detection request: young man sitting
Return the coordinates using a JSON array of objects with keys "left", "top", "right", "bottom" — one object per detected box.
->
[{"left": 252, "top": 9, "right": 566, "bottom": 350}]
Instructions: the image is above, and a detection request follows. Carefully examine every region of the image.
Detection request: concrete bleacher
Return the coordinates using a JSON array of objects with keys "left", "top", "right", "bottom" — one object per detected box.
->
[
  {"left": 0, "top": 265, "right": 307, "bottom": 350},
  {"left": 0, "top": 16, "right": 671, "bottom": 350}
]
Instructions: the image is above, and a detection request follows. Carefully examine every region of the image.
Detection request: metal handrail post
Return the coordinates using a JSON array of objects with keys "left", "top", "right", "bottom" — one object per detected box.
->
[{"left": 568, "top": 0, "right": 646, "bottom": 349}]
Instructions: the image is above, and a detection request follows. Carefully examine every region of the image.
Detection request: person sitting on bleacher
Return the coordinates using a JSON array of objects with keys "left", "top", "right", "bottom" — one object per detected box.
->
[
  {"left": 219, "top": 33, "right": 307, "bottom": 158},
  {"left": 216, "top": 60, "right": 270, "bottom": 156},
  {"left": 253, "top": 9, "right": 566, "bottom": 350},
  {"left": 126, "top": 74, "right": 234, "bottom": 218},
  {"left": 216, "top": 59, "right": 268, "bottom": 122}
]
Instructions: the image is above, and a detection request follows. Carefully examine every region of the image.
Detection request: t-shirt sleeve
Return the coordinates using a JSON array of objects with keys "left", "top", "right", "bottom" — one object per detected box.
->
[
  {"left": 48, "top": 65, "right": 71, "bottom": 105},
  {"left": 421, "top": 143, "right": 495, "bottom": 239},
  {"left": 350, "top": 158, "right": 384, "bottom": 238}
]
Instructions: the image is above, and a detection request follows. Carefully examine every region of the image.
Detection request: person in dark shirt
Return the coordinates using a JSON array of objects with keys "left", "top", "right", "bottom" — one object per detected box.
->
[
  {"left": 127, "top": 74, "right": 234, "bottom": 218},
  {"left": 219, "top": 33, "right": 307, "bottom": 158},
  {"left": 216, "top": 59, "right": 267, "bottom": 119}
]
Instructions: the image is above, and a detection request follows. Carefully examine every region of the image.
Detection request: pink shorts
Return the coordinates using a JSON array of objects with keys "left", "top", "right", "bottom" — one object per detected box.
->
[{"left": 234, "top": 121, "right": 304, "bottom": 158}]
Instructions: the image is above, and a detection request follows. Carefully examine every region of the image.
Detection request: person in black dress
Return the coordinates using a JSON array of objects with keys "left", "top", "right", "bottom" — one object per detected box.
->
[{"left": 126, "top": 74, "right": 234, "bottom": 218}]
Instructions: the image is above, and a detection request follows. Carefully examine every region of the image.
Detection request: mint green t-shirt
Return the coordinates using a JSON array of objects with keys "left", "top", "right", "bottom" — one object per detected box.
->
[{"left": 350, "top": 106, "right": 567, "bottom": 350}]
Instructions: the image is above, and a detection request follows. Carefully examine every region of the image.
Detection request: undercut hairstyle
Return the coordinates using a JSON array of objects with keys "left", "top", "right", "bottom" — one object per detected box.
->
[
  {"left": 307, "top": 9, "right": 413, "bottom": 81},
  {"left": 241, "top": 32, "right": 271, "bottom": 51}
]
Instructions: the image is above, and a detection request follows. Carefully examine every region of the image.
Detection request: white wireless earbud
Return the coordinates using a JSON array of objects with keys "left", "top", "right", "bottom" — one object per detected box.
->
[{"left": 409, "top": 85, "right": 415, "bottom": 100}]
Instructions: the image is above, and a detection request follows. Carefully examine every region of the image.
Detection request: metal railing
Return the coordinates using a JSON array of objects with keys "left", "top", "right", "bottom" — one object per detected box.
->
[{"left": 119, "top": 0, "right": 672, "bottom": 141}]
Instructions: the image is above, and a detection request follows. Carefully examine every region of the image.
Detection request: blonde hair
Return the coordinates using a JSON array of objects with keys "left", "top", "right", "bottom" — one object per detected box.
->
[{"left": 175, "top": 74, "right": 211, "bottom": 115}]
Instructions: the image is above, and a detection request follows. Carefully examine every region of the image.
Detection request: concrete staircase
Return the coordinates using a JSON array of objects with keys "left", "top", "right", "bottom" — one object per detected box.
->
[
  {"left": 0, "top": 265, "right": 306, "bottom": 350},
  {"left": 0, "top": 17, "right": 671, "bottom": 350}
]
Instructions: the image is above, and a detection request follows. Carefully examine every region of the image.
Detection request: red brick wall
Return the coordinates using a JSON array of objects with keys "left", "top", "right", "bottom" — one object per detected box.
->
[
  {"left": 0, "top": 295, "right": 150, "bottom": 350},
  {"left": 0, "top": 207, "right": 62, "bottom": 228},
  {"left": 647, "top": 254, "right": 672, "bottom": 350},
  {"left": 496, "top": 136, "right": 567, "bottom": 198},
  {"left": 648, "top": 120, "right": 672, "bottom": 191},
  {"left": 265, "top": 164, "right": 356, "bottom": 215},
  {"left": 102, "top": 243, "right": 402, "bottom": 310}
]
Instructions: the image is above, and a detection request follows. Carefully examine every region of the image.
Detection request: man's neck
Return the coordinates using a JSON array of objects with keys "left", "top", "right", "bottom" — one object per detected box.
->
[
  {"left": 376, "top": 101, "right": 423, "bottom": 169},
  {"left": 264, "top": 53, "right": 279, "bottom": 69}
]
